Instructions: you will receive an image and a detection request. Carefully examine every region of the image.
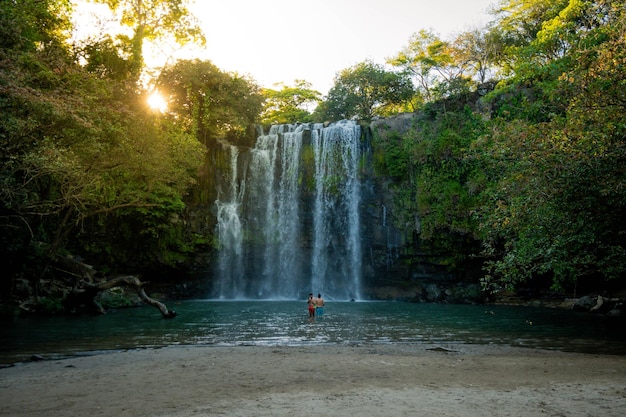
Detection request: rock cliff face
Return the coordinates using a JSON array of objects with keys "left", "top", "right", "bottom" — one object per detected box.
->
[{"left": 359, "top": 116, "right": 484, "bottom": 302}]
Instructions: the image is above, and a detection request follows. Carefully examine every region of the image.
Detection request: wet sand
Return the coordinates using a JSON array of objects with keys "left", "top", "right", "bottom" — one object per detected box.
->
[{"left": 1, "top": 344, "right": 626, "bottom": 416}]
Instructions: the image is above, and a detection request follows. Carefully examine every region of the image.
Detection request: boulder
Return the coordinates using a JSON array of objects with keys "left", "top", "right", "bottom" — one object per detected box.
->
[
  {"left": 572, "top": 295, "right": 597, "bottom": 312},
  {"left": 424, "top": 283, "right": 442, "bottom": 302}
]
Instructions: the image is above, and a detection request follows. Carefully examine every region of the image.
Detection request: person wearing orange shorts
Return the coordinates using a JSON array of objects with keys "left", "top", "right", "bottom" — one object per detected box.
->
[{"left": 307, "top": 293, "right": 316, "bottom": 318}]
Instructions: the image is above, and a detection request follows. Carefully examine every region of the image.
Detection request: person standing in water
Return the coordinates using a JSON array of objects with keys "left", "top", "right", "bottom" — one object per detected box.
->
[
  {"left": 307, "top": 293, "right": 316, "bottom": 319},
  {"left": 316, "top": 293, "right": 324, "bottom": 317}
]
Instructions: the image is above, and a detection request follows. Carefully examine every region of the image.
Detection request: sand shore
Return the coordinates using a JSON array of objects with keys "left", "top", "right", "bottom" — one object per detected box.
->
[{"left": 1, "top": 344, "right": 625, "bottom": 416}]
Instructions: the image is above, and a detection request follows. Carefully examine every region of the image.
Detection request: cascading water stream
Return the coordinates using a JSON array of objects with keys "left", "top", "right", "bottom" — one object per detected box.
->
[
  {"left": 213, "top": 120, "right": 362, "bottom": 300},
  {"left": 311, "top": 121, "right": 362, "bottom": 300},
  {"left": 215, "top": 145, "right": 245, "bottom": 298}
]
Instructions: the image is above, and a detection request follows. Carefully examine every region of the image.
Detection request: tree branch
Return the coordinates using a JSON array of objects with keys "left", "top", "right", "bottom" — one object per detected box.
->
[{"left": 84, "top": 275, "right": 177, "bottom": 319}]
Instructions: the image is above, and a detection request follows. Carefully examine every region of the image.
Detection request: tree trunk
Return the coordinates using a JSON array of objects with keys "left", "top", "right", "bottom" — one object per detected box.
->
[{"left": 84, "top": 275, "right": 177, "bottom": 319}]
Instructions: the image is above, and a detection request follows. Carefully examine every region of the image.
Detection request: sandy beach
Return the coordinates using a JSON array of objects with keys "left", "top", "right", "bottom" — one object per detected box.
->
[{"left": 1, "top": 344, "right": 625, "bottom": 416}]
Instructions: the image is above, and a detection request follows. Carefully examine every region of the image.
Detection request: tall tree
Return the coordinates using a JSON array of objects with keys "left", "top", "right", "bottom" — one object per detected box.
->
[
  {"left": 92, "top": 0, "right": 205, "bottom": 77},
  {"left": 389, "top": 29, "right": 480, "bottom": 101},
  {"left": 487, "top": 0, "right": 570, "bottom": 74},
  {"left": 156, "top": 59, "right": 264, "bottom": 147},
  {"left": 475, "top": 0, "right": 626, "bottom": 293},
  {"left": 321, "top": 61, "right": 414, "bottom": 122},
  {"left": 452, "top": 28, "right": 500, "bottom": 84},
  {"left": 387, "top": 29, "right": 442, "bottom": 102},
  {"left": 261, "top": 80, "right": 321, "bottom": 125},
  {"left": 0, "top": 0, "right": 206, "bottom": 301},
  {"left": 0, "top": 0, "right": 73, "bottom": 51}
]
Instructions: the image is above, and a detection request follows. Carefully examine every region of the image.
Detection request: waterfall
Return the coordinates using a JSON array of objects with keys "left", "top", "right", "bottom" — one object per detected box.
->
[
  {"left": 213, "top": 120, "right": 362, "bottom": 300},
  {"left": 311, "top": 120, "right": 362, "bottom": 300},
  {"left": 215, "top": 145, "right": 245, "bottom": 299}
]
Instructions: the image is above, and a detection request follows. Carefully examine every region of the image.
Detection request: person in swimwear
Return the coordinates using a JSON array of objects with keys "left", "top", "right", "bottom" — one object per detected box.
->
[
  {"left": 307, "top": 293, "right": 316, "bottom": 318},
  {"left": 315, "top": 293, "right": 324, "bottom": 317}
]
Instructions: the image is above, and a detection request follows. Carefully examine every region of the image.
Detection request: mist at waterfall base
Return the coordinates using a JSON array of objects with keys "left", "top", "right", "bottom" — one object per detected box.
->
[
  {"left": 2, "top": 301, "right": 626, "bottom": 364},
  {"left": 215, "top": 120, "right": 362, "bottom": 300}
]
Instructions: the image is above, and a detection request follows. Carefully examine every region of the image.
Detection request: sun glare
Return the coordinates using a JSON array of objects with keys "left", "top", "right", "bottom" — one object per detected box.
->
[{"left": 147, "top": 91, "right": 167, "bottom": 112}]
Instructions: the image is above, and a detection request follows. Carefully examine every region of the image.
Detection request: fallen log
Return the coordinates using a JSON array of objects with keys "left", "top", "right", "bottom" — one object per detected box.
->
[{"left": 84, "top": 275, "right": 177, "bottom": 319}]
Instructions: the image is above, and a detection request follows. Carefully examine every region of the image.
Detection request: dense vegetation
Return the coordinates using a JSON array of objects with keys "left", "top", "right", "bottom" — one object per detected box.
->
[
  {"left": 1, "top": 0, "right": 624, "bottom": 314},
  {"left": 372, "top": 0, "right": 626, "bottom": 296},
  {"left": 0, "top": 0, "right": 261, "bottom": 312}
]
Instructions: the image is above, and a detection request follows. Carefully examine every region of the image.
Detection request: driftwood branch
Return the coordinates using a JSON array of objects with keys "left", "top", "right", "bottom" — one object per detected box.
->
[{"left": 85, "top": 275, "right": 177, "bottom": 319}]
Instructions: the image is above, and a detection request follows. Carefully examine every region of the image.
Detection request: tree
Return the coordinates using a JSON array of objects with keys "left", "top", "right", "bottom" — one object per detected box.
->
[
  {"left": 486, "top": 0, "right": 570, "bottom": 74},
  {"left": 389, "top": 29, "right": 480, "bottom": 102},
  {"left": 474, "top": 0, "right": 626, "bottom": 293},
  {"left": 321, "top": 61, "right": 414, "bottom": 122},
  {"left": 156, "top": 59, "right": 264, "bottom": 146},
  {"left": 452, "top": 28, "right": 500, "bottom": 84},
  {"left": 76, "top": 36, "right": 137, "bottom": 81},
  {"left": 0, "top": 0, "right": 206, "bottom": 305},
  {"left": 0, "top": 0, "right": 73, "bottom": 51},
  {"left": 261, "top": 80, "right": 321, "bottom": 125},
  {"left": 93, "top": 0, "right": 205, "bottom": 77},
  {"left": 387, "top": 29, "right": 441, "bottom": 102}
]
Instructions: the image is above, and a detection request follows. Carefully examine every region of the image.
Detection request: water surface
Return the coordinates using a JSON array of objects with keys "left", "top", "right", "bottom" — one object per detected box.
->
[{"left": 1, "top": 301, "right": 624, "bottom": 364}]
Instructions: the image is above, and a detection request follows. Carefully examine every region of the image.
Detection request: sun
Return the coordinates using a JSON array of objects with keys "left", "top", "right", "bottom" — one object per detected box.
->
[{"left": 147, "top": 91, "right": 168, "bottom": 112}]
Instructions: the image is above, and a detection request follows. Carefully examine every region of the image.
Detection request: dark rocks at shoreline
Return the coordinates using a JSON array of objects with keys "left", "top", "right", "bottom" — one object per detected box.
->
[{"left": 573, "top": 294, "right": 625, "bottom": 317}]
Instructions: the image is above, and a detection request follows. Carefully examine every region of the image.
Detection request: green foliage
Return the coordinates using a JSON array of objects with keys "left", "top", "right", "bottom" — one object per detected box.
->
[
  {"left": 96, "top": 287, "right": 137, "bottom": 309},
  {"left": 472, "top": 0, "right": 626, "bottom": 292},
  {"left": 0, "top": 0, "right": 73, "bottom": 51},
  {"left": 0, "top": 0, "right": 210, "bottom": 296},
  {"left": 373, "top": 0, "right": 624, "bottom": 294},
  {"left": 156, "top": 59, "right": 264, "bottom": 147},
  {"left": 3, "top": 0, "right": 626, "bottom": 302},
  {"left": 93, "top": 0, "right": 205, "bottom": 75},
  {"left": 378, "top": 131, "right": 409, "bottom": 179},
  {"left": 411, "top": 108, "right": 487, "bottom": 240},
  {"left": 36, "top": 296, "right": 65, "bottom": 315},
  {"left": 387, "top": 28, "right": 492, "bottom": 102},
  {"left": 373, "top": 106, "right": 487, "bottom": 269},
  {"left": 261, "top": 80, "right": 321, "bottom": 125},
  {"left": 387, "top": 29, "right": 442, "bottom": 102},
  {"left": 78, "top": 36, "right": 136, "bottom": 80},
  {"left": 320, "top": 60, "right": 414, "bottom": 122}
]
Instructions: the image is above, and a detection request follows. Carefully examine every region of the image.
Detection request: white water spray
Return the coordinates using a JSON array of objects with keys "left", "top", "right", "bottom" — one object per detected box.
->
[
  {"left": 311, "top": 120, "right": 362, "bottom": 300},
  {"left": 215, "top": 145, "right": 245, "bottom": 298}
]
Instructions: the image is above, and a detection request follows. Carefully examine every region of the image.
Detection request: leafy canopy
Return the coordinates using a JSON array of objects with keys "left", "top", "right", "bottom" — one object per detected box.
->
[
  {"left": 261, "top": 80, "right": 322, "bottom": 125},
  {"left": 156, "top": 59, "right": 264, "bottom": 146},
  {"left": 92, "top": 0, "right": 205, "bottom": 75},
  {"left": 321, "top": 60, "right": 414, "bottom": 122}
]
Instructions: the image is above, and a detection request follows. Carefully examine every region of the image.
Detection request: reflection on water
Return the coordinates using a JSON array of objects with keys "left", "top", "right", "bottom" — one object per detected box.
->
[{"left": 1, "top": 301, "right": 625, "bottom": 364}]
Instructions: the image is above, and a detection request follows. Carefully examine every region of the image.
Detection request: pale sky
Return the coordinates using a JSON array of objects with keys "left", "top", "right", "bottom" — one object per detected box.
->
[
  {"left": 186, "top": 0, "right": 497, "bottom": 94},
  {"left": 74, "top": 0, "right": 498, "bottom": 95}
]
